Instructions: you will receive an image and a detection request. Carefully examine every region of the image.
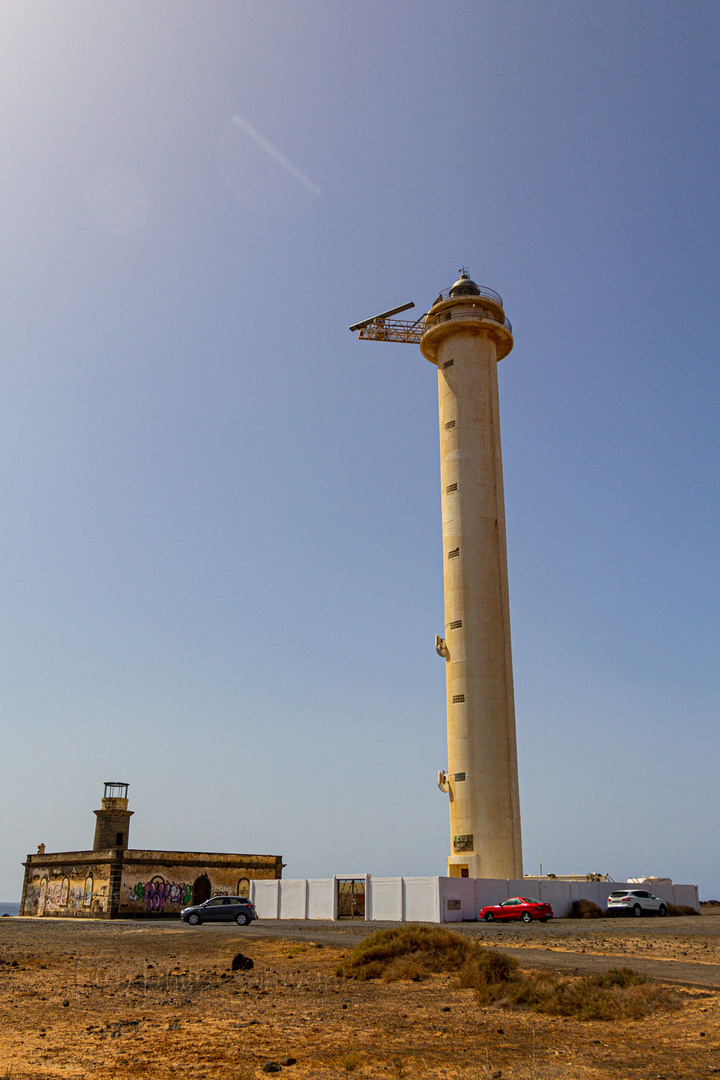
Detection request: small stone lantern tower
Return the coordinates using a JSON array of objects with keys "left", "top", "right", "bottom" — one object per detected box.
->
[{"left": 93, "top": 782, "right": 133, "bottom": 851}]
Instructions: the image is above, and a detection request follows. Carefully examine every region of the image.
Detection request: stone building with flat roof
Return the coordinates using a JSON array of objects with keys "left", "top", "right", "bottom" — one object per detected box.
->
[{"left": 20, "top": 783, "right": 283, "bottom": 919}]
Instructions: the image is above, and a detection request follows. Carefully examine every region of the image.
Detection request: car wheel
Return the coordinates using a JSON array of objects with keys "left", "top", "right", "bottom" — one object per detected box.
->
[
  {"left": 236, "top": 912, "right": 249, "bottom": 926},
  {"left": 521, "top": 912, "right": 532, "bottom": 923},
  {"left": 188, "top": 913, "right": 200, "bottom": 926},
  {"left": 484, "top": 912, "right": 495, "bottom": 922},
  {"left": 633, "top": 904, "right": 642, "bottom": 917},
  {"left": 540, "top": 917, "right": 549, "bottom": 923},
  {"left": 659, "top": 905, "right": 667, "bottom": 917}
]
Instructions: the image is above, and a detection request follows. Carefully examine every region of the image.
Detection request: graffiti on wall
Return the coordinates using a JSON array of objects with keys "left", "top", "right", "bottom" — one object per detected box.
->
[
  {"left": 22, "top": 869, "right": 108, "bottom": 916},
  {"left": 132, "top": 876, "right": 192, "bottom": 913},
  {"left": 45, "top": 880, "right": 64, "bottom": 911},
  {"left": 68, "top": 885, "right": 84, "bottom": 910}
]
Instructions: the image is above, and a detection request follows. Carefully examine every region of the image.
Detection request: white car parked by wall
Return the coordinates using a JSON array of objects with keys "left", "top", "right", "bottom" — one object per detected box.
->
[{"left": 606, "top": 889, "right": 667, "bottom": 917}]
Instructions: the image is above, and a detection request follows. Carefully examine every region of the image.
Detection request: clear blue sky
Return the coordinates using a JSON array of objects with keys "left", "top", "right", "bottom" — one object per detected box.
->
[{"left": 1, "top": 1, "right": 718, "bottom": 902}]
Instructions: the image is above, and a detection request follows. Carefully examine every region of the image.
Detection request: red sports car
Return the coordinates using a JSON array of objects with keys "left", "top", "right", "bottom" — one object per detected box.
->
[{"left": 479, "top": 896, "right": 553, "bottom": 923}]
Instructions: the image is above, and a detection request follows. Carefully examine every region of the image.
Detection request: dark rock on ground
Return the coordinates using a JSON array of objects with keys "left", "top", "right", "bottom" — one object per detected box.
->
[{"left": 231, "top": 952, "right": 254, "bottom": 971}]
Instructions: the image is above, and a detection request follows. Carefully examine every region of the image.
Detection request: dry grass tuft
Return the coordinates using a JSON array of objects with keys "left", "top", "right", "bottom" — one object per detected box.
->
[
  {"left": 335, "top": 925, "right": 681, "bottom": 1021},
  {"left": 568, "top": 898, "right": 605, "bottom": 919},
  {"left": 667, "top": 904, "right": 700, "bottom": 916},
  {"left": 389, "top": 1055, "right": 408, "bottom": 1080},
  {"left": 336, "top": 924, "right": 479, "bottom": 981},
  {"left": 338, "top": 1050, "right": 362, "bottom": 1074},
  {"left": 467, "top": 963, "right": 681, "bottom": 1020},
  {"left": 457, "top": 948, "right": 519, "bottom": 991}
]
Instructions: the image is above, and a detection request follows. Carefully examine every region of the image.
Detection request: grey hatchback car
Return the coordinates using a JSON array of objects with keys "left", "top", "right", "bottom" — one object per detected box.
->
[{"left": 181, "top": 895, "right": 257, "bottom": 925}]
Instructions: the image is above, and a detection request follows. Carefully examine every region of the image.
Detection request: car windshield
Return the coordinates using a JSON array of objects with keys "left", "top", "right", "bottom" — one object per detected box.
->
[{"left": 522, "top": 898, "right": 541, "bottom": 904}]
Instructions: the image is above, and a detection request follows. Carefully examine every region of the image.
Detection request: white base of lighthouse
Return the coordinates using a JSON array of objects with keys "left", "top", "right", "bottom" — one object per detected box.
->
[{"left": 447, "top": 854, "right": 481, "bottom": 878}]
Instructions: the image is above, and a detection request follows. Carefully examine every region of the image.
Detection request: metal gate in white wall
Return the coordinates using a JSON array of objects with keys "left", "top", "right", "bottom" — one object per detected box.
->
[{"left": 336, "top": 877, "right": 365, "bottom": 918}]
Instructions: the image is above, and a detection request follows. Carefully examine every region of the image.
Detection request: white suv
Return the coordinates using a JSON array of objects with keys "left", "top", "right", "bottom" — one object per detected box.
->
[{"left": 606, "top": 889, "right": 667, "bottom": 917}]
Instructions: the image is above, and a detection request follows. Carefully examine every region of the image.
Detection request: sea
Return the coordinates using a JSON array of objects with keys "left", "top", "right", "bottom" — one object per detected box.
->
[{"left": 0, "top": 902, "right": 20, "bottom": 916}]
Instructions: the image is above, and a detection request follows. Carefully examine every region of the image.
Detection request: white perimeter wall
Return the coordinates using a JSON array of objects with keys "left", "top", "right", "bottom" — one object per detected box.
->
[
  {"left": 436, "top": 877, "right": 700, "bottom": 920},
  {"left": 250, "top": 876, "right": 699, "bottom": 922}
]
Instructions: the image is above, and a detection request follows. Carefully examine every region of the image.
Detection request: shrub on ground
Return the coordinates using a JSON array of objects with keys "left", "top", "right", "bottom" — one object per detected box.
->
[
  {"left": 590, "top": 967, "right": 647, "bottom": 988},
  {"left": 338, "top": 1051, "right": 362, "bottom": 1075},
  {"left": 337, "top": 926, "right": 682, "bottom": 1022},
  {"left": 336, "top": 924, "right": 479, "bottom": 981},
  {"left": 468, "top": 963, "right": 681, "bottom": 1020},
  {"left": 457, "top": 948, "right": 519, "bottom": 992},
  {"left": 667, "top": 904, "right": 700, "bottom": 916},
  {"left": 568, "top": 899, "right": 605, "bottom": 919},
  {"left": 507, "top": 967, "right": 679, "bottom": 1020}
]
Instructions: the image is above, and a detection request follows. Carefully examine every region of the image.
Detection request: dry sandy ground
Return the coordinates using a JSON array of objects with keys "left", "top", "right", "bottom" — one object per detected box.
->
[{"left": 1, "top": 915, "right": 719, "bottom": 1080}]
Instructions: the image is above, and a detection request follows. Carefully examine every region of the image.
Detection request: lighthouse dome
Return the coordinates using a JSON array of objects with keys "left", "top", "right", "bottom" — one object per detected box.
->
[{"left": 449, "top": 272, "right": 481, "bottom": 297}]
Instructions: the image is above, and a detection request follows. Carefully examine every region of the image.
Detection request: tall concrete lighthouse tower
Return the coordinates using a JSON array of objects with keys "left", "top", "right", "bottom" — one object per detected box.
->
[
  {"left": 421, "top": 273, "right": 521, "bottom": 880},
  {"left": 350, "top": 272, "right": 522, "bottom": 881}
]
